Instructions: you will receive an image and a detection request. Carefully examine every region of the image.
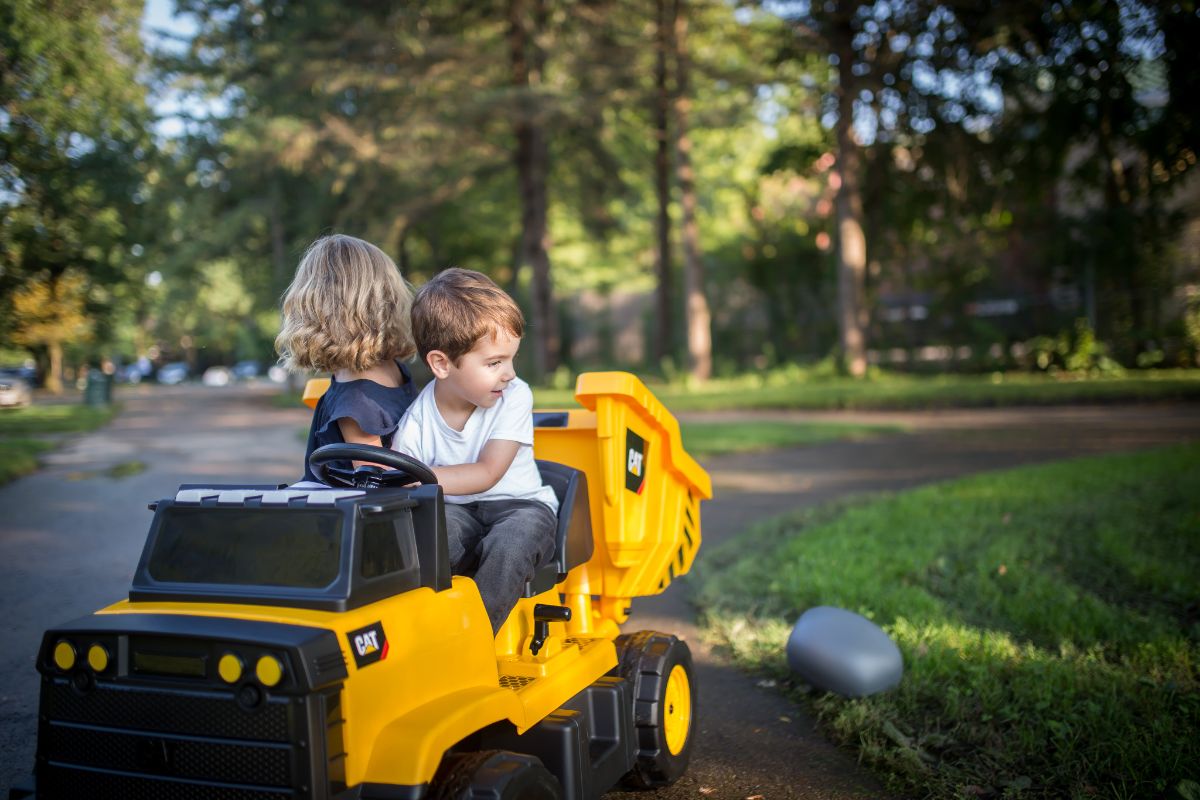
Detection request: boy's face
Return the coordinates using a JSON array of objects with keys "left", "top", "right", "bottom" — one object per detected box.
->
[{"left": 430, "top": 328, "right": 520, "bottom": 410}]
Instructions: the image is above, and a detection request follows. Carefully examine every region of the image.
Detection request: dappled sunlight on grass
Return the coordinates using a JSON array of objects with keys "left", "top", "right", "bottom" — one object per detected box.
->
[{"left": 697, "top": 445, "right": 1200, "bottom": 799}]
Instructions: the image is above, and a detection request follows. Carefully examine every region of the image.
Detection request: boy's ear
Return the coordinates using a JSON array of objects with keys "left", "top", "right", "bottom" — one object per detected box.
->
[{"left": 426, "top": 349, "right": 452, "bottom": 379}]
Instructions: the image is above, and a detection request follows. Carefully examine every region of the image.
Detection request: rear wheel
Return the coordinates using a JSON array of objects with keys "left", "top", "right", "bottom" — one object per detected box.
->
[
  {"left": 430, "top": 750, "right": 563, "bottom": 800},
  {"left": 612, "top": 630, "right": 697, "bottom": 788}
]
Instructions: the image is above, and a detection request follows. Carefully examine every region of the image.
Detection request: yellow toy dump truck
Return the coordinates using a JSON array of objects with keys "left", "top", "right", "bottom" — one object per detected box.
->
[{"left": 16, "top": 372, "right": 711, "bottom": 799}]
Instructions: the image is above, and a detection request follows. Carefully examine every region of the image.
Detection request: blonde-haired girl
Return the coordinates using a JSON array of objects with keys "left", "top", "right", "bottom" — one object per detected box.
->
[{"left": 276, "top": 234, "right": 417, "bottom": 483}]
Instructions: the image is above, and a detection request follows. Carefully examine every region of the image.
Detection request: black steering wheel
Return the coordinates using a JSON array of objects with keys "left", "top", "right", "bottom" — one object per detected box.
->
[{"left": 309, "top": 443, "right": 438, "bottom": 489}]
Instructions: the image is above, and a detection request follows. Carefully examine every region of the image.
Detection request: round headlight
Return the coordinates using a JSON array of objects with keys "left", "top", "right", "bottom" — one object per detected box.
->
[
  {"left": 53, "top": 641, "right": 76, "bottom": 671},
  {"left": 255, "top": 655, "right": 283, "bottom": 687},
  {"left": 218, "top": 653, "right": 244, "bottom": 684},
  {"left": 86, "top": 644, "right": 110, "bottom": 673}
]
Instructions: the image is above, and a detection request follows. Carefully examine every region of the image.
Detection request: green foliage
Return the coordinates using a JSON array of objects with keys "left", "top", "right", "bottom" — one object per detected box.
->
[
  {"left": 0, "top": 0, "right": 156, "bottom": 373},
  {"left": 6, "top": 0, "right": 1198, "bottom": 380},
  {"left": 697, "top": 445, "right": 1200, "bottom": 799},
  {"left": 679, "top": 420, "right": 903, "bottom": 457},
  {"left": 1024, "top": 319, "right": 1124, "bottom": 375}
]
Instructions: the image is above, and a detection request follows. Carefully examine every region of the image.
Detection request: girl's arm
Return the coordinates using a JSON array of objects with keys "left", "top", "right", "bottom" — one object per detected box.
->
[
  {"left": 336, "top": 417, "right": 385, "bottom": 467},
  {"left": 430, "top": 438, "right": 520, "bottom": 496}
]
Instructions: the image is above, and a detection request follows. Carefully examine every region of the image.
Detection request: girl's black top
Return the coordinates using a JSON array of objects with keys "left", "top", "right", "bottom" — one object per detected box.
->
[{"left": 302, "top": 361, "right": 417, "bottom": 483}]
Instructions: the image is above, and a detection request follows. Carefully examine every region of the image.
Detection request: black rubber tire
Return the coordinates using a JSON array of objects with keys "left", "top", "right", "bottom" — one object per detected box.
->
[
  {"left": 612, "top": 630, "right": 697, "bottom": 789},
  {"left": 429, "top": 750, "right": 564, "bottom": 800}
]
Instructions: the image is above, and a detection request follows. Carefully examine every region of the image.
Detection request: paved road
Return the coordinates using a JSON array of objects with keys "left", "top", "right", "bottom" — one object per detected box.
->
[
  {"left": 2, "top": 385, "right": 1197, "bottom": 798},
  {"left": 0, "top": 383, "right": 310, "bottom": 794}
]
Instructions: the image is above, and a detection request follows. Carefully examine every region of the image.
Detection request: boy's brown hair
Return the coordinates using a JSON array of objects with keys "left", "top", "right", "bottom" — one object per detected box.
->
[{"left": 412, "top": 268, "right": 524, "bottom": 363}]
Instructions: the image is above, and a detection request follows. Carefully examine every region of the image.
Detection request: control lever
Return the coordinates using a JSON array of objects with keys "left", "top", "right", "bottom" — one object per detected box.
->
[{"left": 530, "top": 604, "right": 571, "bottom": 656}]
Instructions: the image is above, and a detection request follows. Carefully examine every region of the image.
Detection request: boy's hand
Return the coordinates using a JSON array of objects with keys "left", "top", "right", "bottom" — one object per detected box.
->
[{"left": 431, "top": 439, "right": 521, "bottom": 496}]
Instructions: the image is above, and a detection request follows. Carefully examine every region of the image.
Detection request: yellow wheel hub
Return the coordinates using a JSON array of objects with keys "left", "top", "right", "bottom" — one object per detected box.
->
[{"left": 663, "top": 663, "right": 692, "bottom": 755}]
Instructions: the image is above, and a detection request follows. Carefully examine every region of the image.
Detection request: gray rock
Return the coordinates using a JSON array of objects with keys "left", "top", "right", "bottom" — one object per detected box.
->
[{"left": 785, "top": 606, "right": 903, "bottom": 698}]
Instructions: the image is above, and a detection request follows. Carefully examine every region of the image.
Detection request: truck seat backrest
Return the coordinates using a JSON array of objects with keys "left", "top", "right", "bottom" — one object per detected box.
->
[{"left": 522, "top": 461, "right": 594, "bottom": 597}]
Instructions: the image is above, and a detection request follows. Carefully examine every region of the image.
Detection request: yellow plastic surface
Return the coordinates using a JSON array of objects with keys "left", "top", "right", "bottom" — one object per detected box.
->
[
  {"left": 302, "top": 378, "right": 331, "bottom": 410},
  {"left": 664, "top": 663, "right": 692, "bottom": 755},
  {"left": 53, "top": 641, "right": 75, "bottom": 671},
  {"left": 87, "top": 644, "right": 110, "bottom": 673},
  {"left": 255, "top": 654, "right": 284, "bottom": 687},
  {"left": 100, "top": 572, "right": 607, "bottom": 788},
  {"left": 218, "top": 653, "right": 243, "bottom": 684},
  {"left": 533, "top": 372, "right": 712, "bottom": 608}
]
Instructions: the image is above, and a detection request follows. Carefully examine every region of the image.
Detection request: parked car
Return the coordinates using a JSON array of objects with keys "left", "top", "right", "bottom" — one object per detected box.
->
[
  {"left": 201, "top": 366, "right": 233, "bottom": 387},
  {"left": 231, "top": 360, "right": 261, "bottom": 380},
  {"left": 0, "top": 364, "right": 37, "bottom": 386},
  {"left": 0, "top": 372, "right": 32, "bottom": 408},
  {"left": 116, "top": 357, "right": 153, "bottom": 384},
  {"left": 156, "top": 362, "right": 189, "bottom": 385}
]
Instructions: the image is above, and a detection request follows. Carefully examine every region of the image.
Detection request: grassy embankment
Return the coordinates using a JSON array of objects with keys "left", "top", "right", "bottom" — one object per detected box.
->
[
  {"left": 0, "top": 404, "right": 117, "bottom": 484},
  {"left": 534, "top": 367, "right": 1200, "bottom": 411},
  {"left": 697, "top": 445, "right": 1200, "bottom": 799}
]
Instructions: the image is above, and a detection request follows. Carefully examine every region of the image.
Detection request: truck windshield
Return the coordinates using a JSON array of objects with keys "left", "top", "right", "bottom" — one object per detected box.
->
[{"left": 148, "top": 506, "right": 343, "bottom": 589}]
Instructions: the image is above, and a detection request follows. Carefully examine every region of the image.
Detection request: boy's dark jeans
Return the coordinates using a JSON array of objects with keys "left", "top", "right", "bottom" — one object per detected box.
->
[{"left": 444, "top": 499, "right": 558, "bottom": 634}]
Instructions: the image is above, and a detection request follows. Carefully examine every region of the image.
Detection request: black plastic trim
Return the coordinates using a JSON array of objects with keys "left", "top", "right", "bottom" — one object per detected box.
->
[
  {"left": 130, "top": 484, "right": 451, "bottom": 612},
  {"left": 523, "top": 462, "right": 594, "bottom": 598}
]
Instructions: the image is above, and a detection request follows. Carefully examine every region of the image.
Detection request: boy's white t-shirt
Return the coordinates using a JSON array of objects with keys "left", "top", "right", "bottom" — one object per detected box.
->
[{"left": 392, "top": 376, "right": 558, "bottom": 513}]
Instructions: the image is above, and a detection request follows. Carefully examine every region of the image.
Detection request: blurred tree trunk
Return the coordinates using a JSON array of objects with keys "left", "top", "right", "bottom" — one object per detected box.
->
[
  {"left": 510, "top": 0, "right": 559, "bottom": 379},
  {"left": 46, "top": 343, "right": 64, "bottom": 395},
  {"left": 673, "top": 0, "right": 712, "bottom": 382},
  {"left": 831, "top": 10, "right": 868, "bottom": 378},
  {"left": 653, "top": 0, "right": 675, "bottom": 365}
]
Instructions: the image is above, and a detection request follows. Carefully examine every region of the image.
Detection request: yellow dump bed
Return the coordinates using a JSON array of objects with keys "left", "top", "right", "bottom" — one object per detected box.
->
[{"left": 532, "top": 372, "right": 712, "bottom": 606}]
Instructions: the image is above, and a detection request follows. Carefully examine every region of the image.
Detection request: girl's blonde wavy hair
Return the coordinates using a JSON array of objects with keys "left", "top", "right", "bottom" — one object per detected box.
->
[{"left": 275, "top": 235, "right": 416, "bottom": 373}]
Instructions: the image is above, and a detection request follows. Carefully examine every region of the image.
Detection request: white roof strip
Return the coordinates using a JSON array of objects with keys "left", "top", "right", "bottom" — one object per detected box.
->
[
  {"left": 174, "top": 488, "right": 365, "bottom": 505},
  {"left": 174, "top": 489, "right": 220, "bottom": 504},
  {"left": 305, "top": 490, "right": 364, "bottom": 505},
  {"left": 219, "top": 490, "right": 262, "bottom": 505}
]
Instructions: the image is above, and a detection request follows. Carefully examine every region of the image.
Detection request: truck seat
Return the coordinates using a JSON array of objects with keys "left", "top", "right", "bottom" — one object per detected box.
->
[{"left": 522, "top": 461, "right": 594, "bottom": 597}]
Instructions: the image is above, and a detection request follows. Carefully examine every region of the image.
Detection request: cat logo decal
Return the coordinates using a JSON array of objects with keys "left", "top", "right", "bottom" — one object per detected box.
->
[{"left": 347, "top": 622, "right": 388, "bottom": 668}]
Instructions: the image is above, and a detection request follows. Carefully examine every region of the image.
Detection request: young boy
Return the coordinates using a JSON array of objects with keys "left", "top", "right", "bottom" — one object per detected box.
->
[{"left": 392, "top": 268, "right": 558, "bottom": 633}]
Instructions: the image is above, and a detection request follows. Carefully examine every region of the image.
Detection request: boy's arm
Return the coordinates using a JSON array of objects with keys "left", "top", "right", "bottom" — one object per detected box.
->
[{"left": 431, "top": 438, "right": 520, "bottom": 496}]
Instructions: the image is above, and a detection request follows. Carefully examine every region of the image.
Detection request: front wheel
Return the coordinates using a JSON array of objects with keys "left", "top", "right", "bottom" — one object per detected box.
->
[
  {"left": 612, "top": 631, "right": 697, "bottom": 788},
  {"left": 429, "top": 750, "right": 563, "bottom": 800}
]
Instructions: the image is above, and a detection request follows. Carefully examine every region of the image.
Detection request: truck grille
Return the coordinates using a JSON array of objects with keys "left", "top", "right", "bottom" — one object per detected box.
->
[{"left": 36, "top": 677, "right": 326, "bottom": 800}]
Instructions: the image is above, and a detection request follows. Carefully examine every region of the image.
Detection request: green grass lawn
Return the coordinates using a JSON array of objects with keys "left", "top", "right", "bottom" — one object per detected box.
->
[
  {"left": 680, "top": 420, "right": 903, "bottom": 458},
  {"left": 534, "top": 368, "right": 1200, "bottom": 411},
  {"left": 696, "top": 445, "right": 1200, "bottom": 799},
  {"left": 0, "top": 403, "right": 117, "bottom": 484}
]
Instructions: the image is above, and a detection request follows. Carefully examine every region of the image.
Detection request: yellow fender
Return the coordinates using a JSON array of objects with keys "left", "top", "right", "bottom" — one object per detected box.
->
[{"left": 364, "top": 686, "right": 526, "bottom": 786}]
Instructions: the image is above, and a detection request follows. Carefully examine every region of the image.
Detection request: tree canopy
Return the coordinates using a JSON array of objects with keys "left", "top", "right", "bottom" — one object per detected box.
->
[{"left": 2, "top": 0, "right": 1197, "bottom": 389}]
